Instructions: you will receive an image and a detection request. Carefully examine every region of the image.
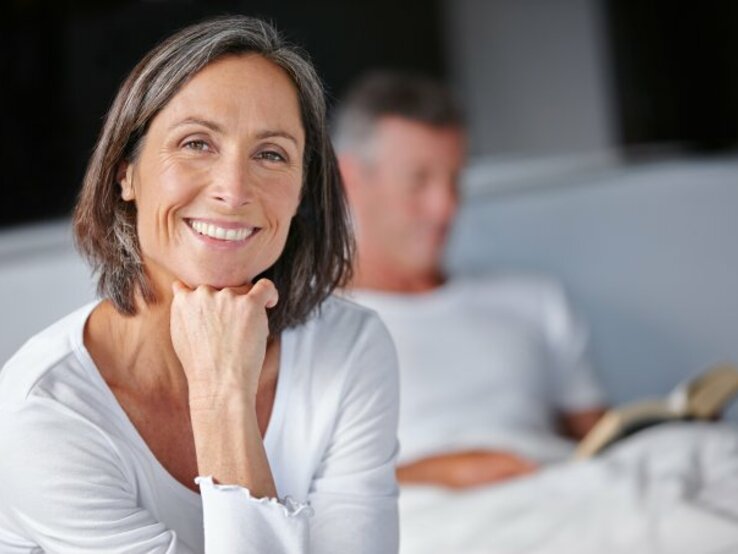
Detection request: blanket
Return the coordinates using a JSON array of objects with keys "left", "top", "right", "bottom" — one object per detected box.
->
[{"left": 399, "top": 422, "right": 738, "bottom": 554}]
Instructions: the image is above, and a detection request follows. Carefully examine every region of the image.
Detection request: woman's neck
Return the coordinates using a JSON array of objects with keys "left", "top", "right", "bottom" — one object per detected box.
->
[{"left": 86, "top": 296, "right": 190, "bottom": 402}]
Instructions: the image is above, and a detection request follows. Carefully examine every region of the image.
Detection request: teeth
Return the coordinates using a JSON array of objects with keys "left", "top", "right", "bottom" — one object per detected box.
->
[{"left": 189, "top": 220, "right": 254, "bottom": 241}]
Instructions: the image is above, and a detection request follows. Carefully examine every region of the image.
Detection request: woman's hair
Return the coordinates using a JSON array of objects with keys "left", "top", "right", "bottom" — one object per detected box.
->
[{"left": 73, "top": 15, "right": 353, "bottom": 335}]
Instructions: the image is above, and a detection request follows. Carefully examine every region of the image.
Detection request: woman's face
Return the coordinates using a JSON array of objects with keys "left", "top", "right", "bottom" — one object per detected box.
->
[{"left": 119, "top": 54, "right": 305, "bottom": 293}]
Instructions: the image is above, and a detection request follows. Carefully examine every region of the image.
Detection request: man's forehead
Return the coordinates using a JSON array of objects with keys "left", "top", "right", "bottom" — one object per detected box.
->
[
  {"left": 370, "top": 116, "right": 467, "bottom": 166},
  {"left": 374, "top": 115, "right": 465, "bottom": 140}
]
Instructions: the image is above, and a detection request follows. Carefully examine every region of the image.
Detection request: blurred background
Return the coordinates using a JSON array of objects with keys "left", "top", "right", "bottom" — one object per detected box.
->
[{"left": 1, "top": 0, "right": 738, "bottom": 414}]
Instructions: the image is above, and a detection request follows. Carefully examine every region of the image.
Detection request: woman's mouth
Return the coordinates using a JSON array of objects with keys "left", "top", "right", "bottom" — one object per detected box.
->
[{"left": 186, "top": 218, "right": 258, "bottom": 242}]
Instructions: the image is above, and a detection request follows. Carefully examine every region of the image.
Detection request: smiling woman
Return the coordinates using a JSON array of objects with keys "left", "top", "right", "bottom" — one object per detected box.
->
[
  {"left": 0, "top": 16, "right": 399, "bottom": 554},
  {"left": 116, "top": 54, "right": 305, "bottom": 295}
]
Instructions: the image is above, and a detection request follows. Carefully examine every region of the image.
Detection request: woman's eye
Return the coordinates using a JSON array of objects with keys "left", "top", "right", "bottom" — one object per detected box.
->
[
  {"left": 256, "top": 150, "right": 286, "bottom": 162},
  {"left": 183, "top": 139, "right": 211, "bottom": 152}
]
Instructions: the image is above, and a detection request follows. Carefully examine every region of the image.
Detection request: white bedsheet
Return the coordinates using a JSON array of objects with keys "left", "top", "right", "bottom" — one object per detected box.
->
[{"left": 399, "top": 422, "right": 738, "bottom": 554}]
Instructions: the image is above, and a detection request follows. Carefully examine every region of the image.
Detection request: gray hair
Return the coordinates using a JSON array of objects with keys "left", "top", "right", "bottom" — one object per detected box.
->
[
  {"left": 331, "top": 70, "right": 464, "bottom": 157},
  {"left": 74, "top": 15, "right": 353, "bottom": 335}
]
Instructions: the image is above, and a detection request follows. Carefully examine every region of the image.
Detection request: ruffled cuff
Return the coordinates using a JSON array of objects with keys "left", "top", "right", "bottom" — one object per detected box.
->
[
  {"left": 196, "top": 476, "right": 313, "bottom": 518},
  {"left": 196, "top": 476, "right": 312, "bottom": 553}
]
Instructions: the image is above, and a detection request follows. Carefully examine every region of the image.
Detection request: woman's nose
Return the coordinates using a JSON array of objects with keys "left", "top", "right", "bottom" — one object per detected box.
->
[{"left": 211, "top": 154, "right": 254, "bottom": 208}]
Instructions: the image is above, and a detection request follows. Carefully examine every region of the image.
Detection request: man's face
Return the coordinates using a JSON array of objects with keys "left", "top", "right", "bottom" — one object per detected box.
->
[{"left": 346, "top": 116, "right": 466, "bottom": 278}]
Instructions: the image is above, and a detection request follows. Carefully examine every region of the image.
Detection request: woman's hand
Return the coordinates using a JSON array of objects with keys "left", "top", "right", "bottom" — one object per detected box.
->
[
  {"left": 170, "top": 278, "right": 278, "bottom": 411},
  {"left": 169, "top": 278, "right": 279, "bottom": 497},
  {"left": 397, "top": 449, "right": 538, "bottom": 489}
]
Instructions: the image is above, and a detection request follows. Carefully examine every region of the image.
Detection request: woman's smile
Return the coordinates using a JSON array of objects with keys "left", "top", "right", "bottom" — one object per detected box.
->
[{"left": 185, "top": 217, "right": 261, "bottom": 248}]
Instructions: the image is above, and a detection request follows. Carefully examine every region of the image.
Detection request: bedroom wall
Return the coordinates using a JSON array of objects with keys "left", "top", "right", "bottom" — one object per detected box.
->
[
  {"left": 442, "top": 0, "right": 615, "bottom": 156},
  {"left": 0, "top": 222, "right": 95, "bottom": 362}
]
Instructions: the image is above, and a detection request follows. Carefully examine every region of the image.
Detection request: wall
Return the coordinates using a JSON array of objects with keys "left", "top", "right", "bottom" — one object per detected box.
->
[
  {"left": 0, "top": 222, "right": 95, "bottom": 364},
  {"left": 443, "top": 0, "right": 615, "bottom": 156}
]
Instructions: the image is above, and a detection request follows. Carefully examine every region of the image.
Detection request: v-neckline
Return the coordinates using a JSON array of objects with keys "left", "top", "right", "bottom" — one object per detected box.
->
[{"left": 71, "top": 301, "right": 293, "bottom": 502}]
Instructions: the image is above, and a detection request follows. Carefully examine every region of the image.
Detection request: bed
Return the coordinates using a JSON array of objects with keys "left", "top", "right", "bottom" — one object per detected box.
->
[{"left": 399, "top": 422, "right": 738, "bottom": 554}]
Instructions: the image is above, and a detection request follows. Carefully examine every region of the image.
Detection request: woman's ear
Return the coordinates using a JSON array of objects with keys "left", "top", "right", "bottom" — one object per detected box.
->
[{"left": 117, "top": 162, "right": 135, "bottom": 201}]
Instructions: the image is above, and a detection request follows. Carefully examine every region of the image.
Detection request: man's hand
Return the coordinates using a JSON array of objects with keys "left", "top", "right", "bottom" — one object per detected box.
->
[
  {"left": 560, "top": 408, "right": 607, "bottom": 440},
  {"left": 397, "top": 449, "right": 538, "bottom": 489}
]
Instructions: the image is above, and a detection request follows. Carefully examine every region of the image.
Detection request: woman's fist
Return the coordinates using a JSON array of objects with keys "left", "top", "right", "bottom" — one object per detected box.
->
[{"left": 169, "top": 279, "right": 278, "bottom": 410}]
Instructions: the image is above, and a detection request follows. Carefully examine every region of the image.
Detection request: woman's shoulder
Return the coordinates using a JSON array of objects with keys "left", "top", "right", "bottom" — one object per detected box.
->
[
  {"left": 285, "top": 294, "right": 397, "bottom": 388},
  {"left": 0, "top": 303, "right": 131, "bottom": 494},
  {"left": 297, "top": 294, "right": 389, "bottom": 345},
  {"left": 315, "top": 293, "right": 382, "bottom": 326}
]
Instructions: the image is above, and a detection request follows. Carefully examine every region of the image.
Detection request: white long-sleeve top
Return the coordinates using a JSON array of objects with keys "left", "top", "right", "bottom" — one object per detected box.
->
[{"left": 0, "top": 296, "right": 400, "bottom": 553}]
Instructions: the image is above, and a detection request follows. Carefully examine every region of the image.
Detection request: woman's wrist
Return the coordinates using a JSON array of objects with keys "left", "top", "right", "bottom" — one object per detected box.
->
[{"left": 188, "top": 380, "right": 257, "bottom": 414}]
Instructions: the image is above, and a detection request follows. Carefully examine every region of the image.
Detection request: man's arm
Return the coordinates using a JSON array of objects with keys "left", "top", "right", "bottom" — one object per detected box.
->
[
  {"left": 396, "top": 450, "right": 537, "bottom": 489},
  {"left": 559, "top": 407, "right": 607, "bottom": 441}
]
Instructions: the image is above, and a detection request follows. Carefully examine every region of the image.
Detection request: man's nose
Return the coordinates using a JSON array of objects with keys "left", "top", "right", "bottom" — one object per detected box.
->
[{"left": 210, "top": 153, "right": 255, "bottom": 208}]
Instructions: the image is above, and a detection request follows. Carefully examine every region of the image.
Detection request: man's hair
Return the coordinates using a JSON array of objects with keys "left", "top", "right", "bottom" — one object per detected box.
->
[
  {"left": 73, "top": 15, "right": 353, "bottom": 335},
  {"left": 331, "top": 70, "right": 464, "bottom": 156}
]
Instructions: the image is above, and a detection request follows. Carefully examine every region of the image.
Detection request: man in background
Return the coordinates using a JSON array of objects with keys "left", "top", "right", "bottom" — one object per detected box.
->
[{"left": 332, "top": 72, "right": 607, "bottom": 488}]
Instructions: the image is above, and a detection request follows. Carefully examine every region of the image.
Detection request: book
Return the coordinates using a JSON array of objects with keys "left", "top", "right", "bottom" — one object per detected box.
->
[{"left": 574, "top": 364, "right": 738, "bottom": 458}]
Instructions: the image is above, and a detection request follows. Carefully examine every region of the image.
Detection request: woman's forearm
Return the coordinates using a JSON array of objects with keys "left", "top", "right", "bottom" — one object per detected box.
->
[
  {"left": 171, "top": 280, "right": 280, "bottom": 499},
  {"left": 190, "top": 396, "right": 277, "bottom": 499}
]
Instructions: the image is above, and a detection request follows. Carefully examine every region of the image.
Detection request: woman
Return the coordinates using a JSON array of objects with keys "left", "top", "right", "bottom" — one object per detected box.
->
[{"left": 0, "top": 16, "right": 399, "bottom": 553}]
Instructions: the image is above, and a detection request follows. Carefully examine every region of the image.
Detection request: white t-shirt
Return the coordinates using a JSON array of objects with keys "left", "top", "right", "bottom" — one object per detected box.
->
[
  {"left": 349, "top": 275, "right": 605, "bottom": 464},
  {"left": 0, "top": 296, "right": 399, "bottom": 553}
]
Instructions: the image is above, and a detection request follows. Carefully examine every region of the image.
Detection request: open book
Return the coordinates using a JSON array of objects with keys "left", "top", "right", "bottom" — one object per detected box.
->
[{"left": 575, "top": 364, "right": 738, "bottom": 458}]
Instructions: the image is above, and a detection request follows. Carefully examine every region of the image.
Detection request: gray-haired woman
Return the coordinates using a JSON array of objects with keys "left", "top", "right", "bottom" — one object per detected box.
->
[{"left": 0, "top": 16, "right": 399, "bottom": 553}]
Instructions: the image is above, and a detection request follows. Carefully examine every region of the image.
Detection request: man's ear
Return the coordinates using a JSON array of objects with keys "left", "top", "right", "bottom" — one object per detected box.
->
[
  {"left": 337, "top": 154, "right": 363, "bottom": 195},
  {"left": 117, "top": 162, "right": 135, "bottom": 201}
]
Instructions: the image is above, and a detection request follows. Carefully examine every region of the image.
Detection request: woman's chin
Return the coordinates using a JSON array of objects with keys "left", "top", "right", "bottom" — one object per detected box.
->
[{"left": 178, "top": 273, "right": 255, "bottom": 291}]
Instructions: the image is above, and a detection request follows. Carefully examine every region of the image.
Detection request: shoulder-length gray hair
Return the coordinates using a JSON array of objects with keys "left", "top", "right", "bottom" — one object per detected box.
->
[{"left": 73, "top": 15, "right": 352, "bottom": 335}]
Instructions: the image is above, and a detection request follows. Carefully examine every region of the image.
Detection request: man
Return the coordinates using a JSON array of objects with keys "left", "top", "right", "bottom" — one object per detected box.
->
[{"left": 332, "top": 72, "right": 607, "bottom": 489}]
